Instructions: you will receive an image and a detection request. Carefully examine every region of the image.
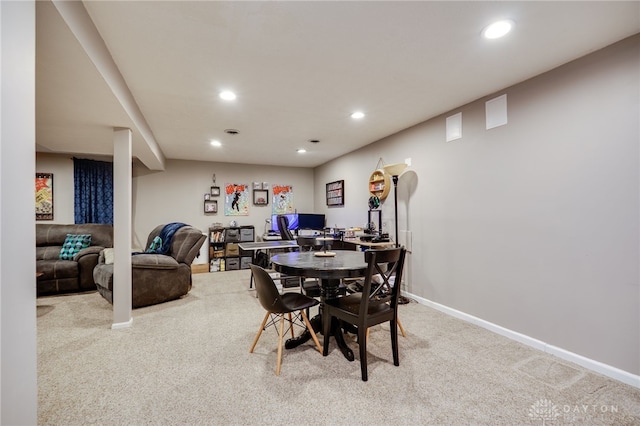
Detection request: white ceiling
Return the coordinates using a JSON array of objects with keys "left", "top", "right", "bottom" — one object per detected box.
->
[{"left": 35, "top": 1, "right": 640, "bottom": 170}]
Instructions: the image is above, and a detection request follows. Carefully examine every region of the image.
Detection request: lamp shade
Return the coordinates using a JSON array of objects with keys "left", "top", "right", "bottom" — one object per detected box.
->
[{"left": 383, "top": 162, "right": 407, "bottom": 177}]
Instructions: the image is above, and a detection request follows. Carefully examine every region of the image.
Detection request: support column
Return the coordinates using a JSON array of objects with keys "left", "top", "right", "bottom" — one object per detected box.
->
[
  {"left": 112, "top": 128, "right": 132, "bottom": 328},
  {"left": 1, "top": 1, "right": 38, "bottom": 423}
]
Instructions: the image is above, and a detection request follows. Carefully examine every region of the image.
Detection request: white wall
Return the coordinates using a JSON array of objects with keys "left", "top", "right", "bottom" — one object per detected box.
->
[
  {"left": 1, "top": 1, "right": 38, "bottom": 424},
  {"left": 132, "top": 159, "right": 314, "bottom": 248},
  {"left": 315, "top": 35, "right": 640, "bottom": 376}
]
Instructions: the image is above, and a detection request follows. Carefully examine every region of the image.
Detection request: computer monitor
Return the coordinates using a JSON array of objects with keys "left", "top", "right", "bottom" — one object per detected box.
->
[
  {"left": 297, "top": 213, "right": 326, "bottom": 231},
  {"left": 270, "top": 213, "right": 325, "bottom": 233}
]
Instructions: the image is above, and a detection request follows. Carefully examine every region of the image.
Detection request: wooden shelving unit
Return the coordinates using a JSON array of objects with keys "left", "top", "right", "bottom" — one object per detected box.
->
[
  {"left": 368, "top": 169, "right": 390, "bottom": 200},
  {"left": 208, "top": 226, "right": 255, "bottom": 272}
]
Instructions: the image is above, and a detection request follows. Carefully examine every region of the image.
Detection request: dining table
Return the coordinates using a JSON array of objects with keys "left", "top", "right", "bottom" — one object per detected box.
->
[{"left": 270, "top": 250, "right": 369, "bottom": 361}]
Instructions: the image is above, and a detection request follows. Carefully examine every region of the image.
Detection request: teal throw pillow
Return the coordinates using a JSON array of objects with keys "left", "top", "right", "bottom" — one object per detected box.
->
[
  {"left": 147, "top": 236, "right": 162, "bottom": 252},
  {"left": 59, "top": 234, "right": 92, "bottom": 260}
]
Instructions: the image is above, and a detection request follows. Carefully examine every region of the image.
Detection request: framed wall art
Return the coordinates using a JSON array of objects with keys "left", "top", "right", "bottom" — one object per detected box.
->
[
  {"left": 272, "top": 184, "right": 294, "bottom": 214},
  {"left": 210, "top": 186, "right": 221, "bottom": 197},
  {"left": 326, "top": 179, "right": 344, "bottom": 206},
  {"left": 253, "top": 189, "right": 269, "bottom": 205},
  {"left": 204, "top": 200, "right": 218, "bottom": 213},
  {"left": 36, "top": 172, "right": 54, "bottom": 220},
  {"left": 224, "top": 183, "right": 249, "bottom": 216}
]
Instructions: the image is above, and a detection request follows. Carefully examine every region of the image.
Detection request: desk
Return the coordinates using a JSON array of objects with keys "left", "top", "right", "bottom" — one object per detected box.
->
[
  {"left": 297, "top": 237, "right": 395, "bottom": 251},
  {"left": 271, "top": 250, "right": 368, "bottom": 361},
  {"left": 341, "top": 237, "right": 396, "bottom": 251},
  {"left": 238, "top": 240, "right": 299, "bottom": 289},
  {"left": 238, "top": 240, "right": 298, "bottom": 252}
]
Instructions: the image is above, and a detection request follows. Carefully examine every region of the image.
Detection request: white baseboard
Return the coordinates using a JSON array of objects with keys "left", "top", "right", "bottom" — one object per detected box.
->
[
  {"left": 111, "top": 317, "right": 133, "bottom": 330},
  {"left": 404, "top": 291, "right": 640, "bottom": 389}
]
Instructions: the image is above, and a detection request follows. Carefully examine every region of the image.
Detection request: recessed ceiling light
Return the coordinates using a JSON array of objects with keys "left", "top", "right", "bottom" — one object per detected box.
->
[
  {"left": 210, "top": 140, "right": 222, "bottom": 147},
  {"left": 482, "top": 20, "right": 514, "bottom": 39},
  {"left": 297, "top": 148, "right": 307, "bottom": 154},
  {"left": 351, "top": 111, "right": 365, "bottom": 119},
  {"left": 219, "top": 90, "right": 237, "bottom": 101}
]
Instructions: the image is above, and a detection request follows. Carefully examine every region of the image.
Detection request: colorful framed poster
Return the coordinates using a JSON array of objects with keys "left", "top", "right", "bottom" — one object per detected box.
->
[
  {"left": 36, "top": 173, "right": 53, "bottom": 220},
  {"left": 224, "top": 183, "right": 249, "bottom": 216},
  {"left": 272, "top": 184, "right": 294, "bottom": 214}
]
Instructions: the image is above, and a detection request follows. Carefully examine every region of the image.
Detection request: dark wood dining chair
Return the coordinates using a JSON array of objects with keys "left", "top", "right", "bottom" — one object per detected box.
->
[
  {"left": 345, "top": 271, "right": 408, "bottom": 339},
  {"left": 321, "top": 247, "right": 407, "bottom": 381},
  {"left": 249, "top": 264, "right": 323, "bottom": 376}
]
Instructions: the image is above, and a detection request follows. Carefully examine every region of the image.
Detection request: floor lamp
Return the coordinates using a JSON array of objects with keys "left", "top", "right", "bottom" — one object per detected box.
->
[
  {"left": 383, "top": 162, "right": 409, "bottom": 306},
  {"left": 383, "top": 162, "right": 407, "bottom": 247}
]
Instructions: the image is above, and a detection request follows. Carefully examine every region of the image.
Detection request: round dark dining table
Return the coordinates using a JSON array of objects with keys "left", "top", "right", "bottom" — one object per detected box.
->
[{"left": 270, "top": 250, "right": 368, "bottom": 361}]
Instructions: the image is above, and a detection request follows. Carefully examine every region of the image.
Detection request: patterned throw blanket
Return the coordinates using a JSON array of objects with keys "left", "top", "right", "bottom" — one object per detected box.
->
[{"left": 145, "top": 222, "right": 188, "bottom": 255}]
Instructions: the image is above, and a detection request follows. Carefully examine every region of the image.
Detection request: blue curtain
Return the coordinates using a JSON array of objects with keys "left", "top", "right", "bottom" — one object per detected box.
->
[{"left": 73, "top": 158, "right": 114, "bottom": 224}]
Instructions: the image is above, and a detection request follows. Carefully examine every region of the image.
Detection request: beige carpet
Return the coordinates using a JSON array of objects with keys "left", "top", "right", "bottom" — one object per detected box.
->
[{"left": 37, "top": 270, "right": 640, "bottom": 425}]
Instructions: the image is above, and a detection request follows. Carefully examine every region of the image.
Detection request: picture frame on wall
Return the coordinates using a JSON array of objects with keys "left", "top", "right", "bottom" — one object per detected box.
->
[
  {"left": 272, "top": 184, "right": 293, "bottom": 214},
  {"left": 36, "top": 172, "right": 54, "bottom": 220},
  {"left": 204, "top": 193, "right": 211, "bottom": 201},
  {"left": 253, "top": 189, "right": 269, "bottom": 205},
  {"left": 326, "top": 179, "right": 344, "bottom": 206},
  {"left": 210, "top": 186, "right": 221, "bottom": 197},
  {"left": 204, "top": 200, "right": 218, "bottom": 213},
  {"left": 225, "top": 183, "right": 250, "bottom": 216}
]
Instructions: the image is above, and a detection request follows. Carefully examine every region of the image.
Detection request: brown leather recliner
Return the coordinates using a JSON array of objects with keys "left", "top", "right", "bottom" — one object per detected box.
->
[{"left": 93, "top": 224, "right": 206, "bottom": 308}]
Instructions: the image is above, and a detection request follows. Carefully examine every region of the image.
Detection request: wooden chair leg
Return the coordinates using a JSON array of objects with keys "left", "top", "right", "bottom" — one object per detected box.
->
[
  {"left": 288, "top": 312, "right": 294, "bottom": 339},
  {"left": 276, "top": 315, "right": 285, "bottom": 376},
  {"left": 250, "top": 312, "right": 270, "bottom": 353},
  {"left": 397, "top": 317, "right": 407, "bottom": 338},
  {"left": 391, "top": 319, "right": 399, "bottom": 367},
  {"left": 301, "top": 310, "right": 322, "bottom": 353},
  {"left": 358, "top": 325, "right": 369, "bottom": 381},
  {"left": 366, "top": 319, "right": 404, "bottom": 340}
]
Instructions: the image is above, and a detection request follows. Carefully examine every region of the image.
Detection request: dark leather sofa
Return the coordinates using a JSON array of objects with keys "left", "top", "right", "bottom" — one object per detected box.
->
[
  {"left": 93, "top": 224, "right": 206, "bottom": 308},
  {"left": 36, "top": 223, "right": 114, "bottom": 296}
]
